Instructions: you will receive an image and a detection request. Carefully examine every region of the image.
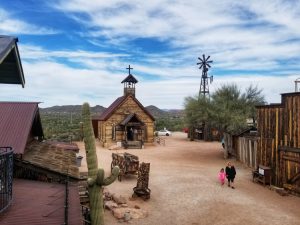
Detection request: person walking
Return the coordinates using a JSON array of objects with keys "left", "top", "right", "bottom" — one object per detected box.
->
[
  {"left": 225, "top": 162, "right": 236, "bottom": 189},
  {"left": 218, "top": 168, "right": 226, "bottom": 186}
]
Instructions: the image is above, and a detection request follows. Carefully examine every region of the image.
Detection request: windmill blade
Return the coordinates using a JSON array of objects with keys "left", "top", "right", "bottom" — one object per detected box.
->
[
  {"left": 207, "top": 60, "right": 213, "bottom": 63},
  {"left": 199, "top": 64, "right": 203, "bottom": 69},
  {"left": 207, "top": 64, "right": 211, "bottom": 68},
  {"left": 206, "top": 55, "right": 210, "bottom": 61},
  {"left": 202, "top": 54, "right": 205, "bottom": 61}
]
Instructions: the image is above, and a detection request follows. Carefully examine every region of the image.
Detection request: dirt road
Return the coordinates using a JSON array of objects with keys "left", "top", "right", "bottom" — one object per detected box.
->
[{"left": 77, "top": 132, "right": 300, "bottom": 225}]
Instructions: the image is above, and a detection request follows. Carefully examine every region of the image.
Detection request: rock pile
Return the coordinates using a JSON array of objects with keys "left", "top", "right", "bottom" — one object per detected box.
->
[{"left": 103, "top": 189, "right": 148, "bottom": 222}]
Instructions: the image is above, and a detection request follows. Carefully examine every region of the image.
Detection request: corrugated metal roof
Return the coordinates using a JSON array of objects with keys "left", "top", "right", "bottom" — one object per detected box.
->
[
  {"left": 0, "top": 35, "right": 25, "bottom": 87},
  {"left": 0, "top": 102, "right": 43, "bottom": 154},
  {"left": 93, "top": 95, "right": 155, "bottom": 121},
  {"left": 0, "top": 179, "right": 82, "bottom": 225}
]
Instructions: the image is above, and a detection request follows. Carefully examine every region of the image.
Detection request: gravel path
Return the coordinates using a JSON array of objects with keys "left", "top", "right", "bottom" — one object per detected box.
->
[{"left": 77, "top": 132, "right": 300, "bottom": 225}]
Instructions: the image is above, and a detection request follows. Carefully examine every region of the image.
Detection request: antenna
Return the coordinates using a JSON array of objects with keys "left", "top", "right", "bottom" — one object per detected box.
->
[
  {"left": 295, "top": 78, "right": 300, "bottom": 92},
  {"left": 197, "top": 54, "right": 213, "bottom": 99}
]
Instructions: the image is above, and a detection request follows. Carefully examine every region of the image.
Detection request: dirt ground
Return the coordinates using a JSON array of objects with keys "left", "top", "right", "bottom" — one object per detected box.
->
[{"left": 77, "top": 132, "right": 300, "bottom": 225}]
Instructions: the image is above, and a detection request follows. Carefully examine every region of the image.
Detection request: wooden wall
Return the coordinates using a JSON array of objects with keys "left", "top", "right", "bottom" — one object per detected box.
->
[
  {"left": 257, "top": 93, "right": 300, "bottom": 188},
  {"left": 98, "top": 97, "right": 155, "bottom": 148}
]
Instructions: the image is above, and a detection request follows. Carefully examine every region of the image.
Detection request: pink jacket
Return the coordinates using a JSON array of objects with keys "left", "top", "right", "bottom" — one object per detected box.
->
[{"left": 218, "top": 172, "right": 226, "bottom": 181}]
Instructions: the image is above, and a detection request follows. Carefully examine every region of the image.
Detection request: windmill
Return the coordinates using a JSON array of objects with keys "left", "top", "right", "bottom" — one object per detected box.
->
[{"left": 197, "top": 54, "right": 213, "bottom": 99}]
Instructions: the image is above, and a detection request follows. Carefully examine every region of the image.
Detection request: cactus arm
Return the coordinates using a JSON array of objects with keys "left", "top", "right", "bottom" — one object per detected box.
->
[
  {"left": 95, "top": 169, "right": 105, "bottom": 185},
  {"left": 103, "top": 166, "right": 120, "bottom": 186},
  {"left": 87, "top": 178, "right": 96, "bottom": 186}
]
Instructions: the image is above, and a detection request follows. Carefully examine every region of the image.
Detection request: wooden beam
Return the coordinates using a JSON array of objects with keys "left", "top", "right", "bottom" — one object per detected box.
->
[
  {"left": 282, "top": 155, "right": 300, "bottom": 164},
  {"left": 279, "top": 146, "right": 300, "bottom": 153}
]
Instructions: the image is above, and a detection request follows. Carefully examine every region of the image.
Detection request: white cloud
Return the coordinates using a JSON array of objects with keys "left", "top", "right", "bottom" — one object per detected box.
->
[
  {"left": 0, "top": 8, "right": 57, "bottom": 35},
  {"left": 1, "top": 56, "right": 297, "bottom": 109},
  {"left": 1, "top": 1, "right": 300, "bottom": 110}
]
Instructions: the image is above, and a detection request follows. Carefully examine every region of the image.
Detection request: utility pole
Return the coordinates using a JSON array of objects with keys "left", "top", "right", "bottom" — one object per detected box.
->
[{"left": 295, "top": 78, "right": 300, "bottom": 92}]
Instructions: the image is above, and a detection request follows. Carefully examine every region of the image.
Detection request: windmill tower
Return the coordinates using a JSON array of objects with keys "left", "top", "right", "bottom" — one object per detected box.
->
[{"left": 197, "top": 54, "right": 213, "bottom": 99}]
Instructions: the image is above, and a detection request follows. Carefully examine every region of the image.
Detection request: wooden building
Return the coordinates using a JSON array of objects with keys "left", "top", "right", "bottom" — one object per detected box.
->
[
  {"left": 92, "top": 72, "right": 155, "bottom": 148},
  {"left": 223, "top": 127, "right": 258, "bottom": 168},
  {"left": 0, "top": 102, "right": 80, "bottom": 180},
  {"left": 257, "top": 92, "right": 300, "bottom": 194},
  {"left": 0, "top": 35, "right": 25, "bottom": 87}
]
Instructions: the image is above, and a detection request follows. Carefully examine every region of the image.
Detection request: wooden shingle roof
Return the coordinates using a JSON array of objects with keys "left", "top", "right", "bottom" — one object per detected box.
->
[
  {"left": 121, "top": 74, "right": 138, "bottom": 83},
  {"left": 22, "top": 141, "right": 80, "bottom": 180}
]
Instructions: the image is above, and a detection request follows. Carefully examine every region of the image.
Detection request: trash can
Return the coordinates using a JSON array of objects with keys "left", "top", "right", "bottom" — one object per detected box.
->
[{"left": 76, "top": 156, "right": 83, "bottom": 167}]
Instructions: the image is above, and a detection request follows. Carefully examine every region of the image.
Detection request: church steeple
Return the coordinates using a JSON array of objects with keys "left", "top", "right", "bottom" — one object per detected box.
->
[{"left": 121, "top": 65, "right": 138, "bottom": 97}]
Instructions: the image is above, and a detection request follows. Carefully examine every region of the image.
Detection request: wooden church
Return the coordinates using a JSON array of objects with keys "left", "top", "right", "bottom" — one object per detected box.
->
[{"left": 92, "top": 66, "right": 155, "bottom": 148}]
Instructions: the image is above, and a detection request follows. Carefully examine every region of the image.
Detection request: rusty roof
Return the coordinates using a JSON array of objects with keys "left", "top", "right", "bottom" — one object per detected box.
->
[
  {"left": 0, "top": 102, "right": 44, "bottom": 154},
  {"left": 93, "top": 95, "right": 155, "bottom": 121},
  {"left": 0, "top": 179, "right": 82, "bottom": 225},
  {"left": 0, "top": 35, "right": 25, "bottom": 87},
  {"left": 23, "top": 141, "right": 80, "bottom": 179}
]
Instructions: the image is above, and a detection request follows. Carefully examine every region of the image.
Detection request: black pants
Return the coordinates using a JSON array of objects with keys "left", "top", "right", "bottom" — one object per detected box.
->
[{"left": 227, "top": 177, "right": 235, "bottom": 183}]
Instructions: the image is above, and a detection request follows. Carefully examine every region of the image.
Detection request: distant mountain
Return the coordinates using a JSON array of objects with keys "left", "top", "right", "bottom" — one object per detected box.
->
[
  {"left": 40, "top": 104, "right": 184, "bottom": 118},
  {"left": 145, "top": 105, "right": 168, "bottom": 118},
  {"left": 40, "top": 105, "right": 106, "bottom": 115}
]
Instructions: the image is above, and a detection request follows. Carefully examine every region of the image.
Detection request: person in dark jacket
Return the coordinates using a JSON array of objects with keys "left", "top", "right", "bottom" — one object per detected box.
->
[{"left": 225, "top": 162, "right": 236, "bottom": 189}]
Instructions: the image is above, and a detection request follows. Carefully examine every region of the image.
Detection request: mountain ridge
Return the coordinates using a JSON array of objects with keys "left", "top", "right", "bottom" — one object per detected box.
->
[{"left": 40, "top": 104, "right": 184, "bottom": 118}]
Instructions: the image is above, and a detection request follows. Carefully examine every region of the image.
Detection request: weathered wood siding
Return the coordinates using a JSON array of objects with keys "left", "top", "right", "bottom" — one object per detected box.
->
[
  {"left": 257, "top": 93, "right": 300, "bottom": 188},
  {"left": 98, "top": 97, "right": 154, "bottom": 147},
  {"left": 237, "top": 137, "right": 258, "bottom": 169}
]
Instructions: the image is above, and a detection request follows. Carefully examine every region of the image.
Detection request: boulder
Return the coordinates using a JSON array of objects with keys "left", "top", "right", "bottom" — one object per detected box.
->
[
  {"left": 112, "top": 208, "right": 130, "bottom": 219},
  {"left": 112, "top": 208, "right": 148, "bottom": 220},
  {"left": 105, "top": 200, "right": 118, "bottom": 210},
  {"left": 113, "top": 194, "right": 127, "bottom": 204},
  {"left": 128, "top": 208, "right": 148, "bottom": 219}
]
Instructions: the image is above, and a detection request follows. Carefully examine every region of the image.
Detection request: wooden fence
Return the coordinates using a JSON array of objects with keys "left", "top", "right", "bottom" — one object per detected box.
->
[{"left": 237, "top": 136, "right": 258, "bottom": 169}]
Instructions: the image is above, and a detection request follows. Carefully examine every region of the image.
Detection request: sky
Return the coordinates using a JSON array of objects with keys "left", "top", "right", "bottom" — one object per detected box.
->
[{"left": 1, "top": 0, "right": 300, "bottom": 109}]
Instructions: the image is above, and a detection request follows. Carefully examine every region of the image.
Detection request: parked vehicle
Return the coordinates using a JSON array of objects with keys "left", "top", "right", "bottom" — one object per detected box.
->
[{"left": 157, "top": 129, "right": 172, "bottom": 136}]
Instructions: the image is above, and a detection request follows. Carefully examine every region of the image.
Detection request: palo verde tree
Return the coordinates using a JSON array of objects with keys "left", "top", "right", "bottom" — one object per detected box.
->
[
  {"left": 82, "top": 102, "right": 119, "bottom": 225},
  {"left": 184, "top": 83, "right": 265, "bottom": 135},
  {"left": 210, "top": 84, "right": 247, "bottom": 133},
  {"left": 184, "top": 95, "right": 212, "bottom": 140}
]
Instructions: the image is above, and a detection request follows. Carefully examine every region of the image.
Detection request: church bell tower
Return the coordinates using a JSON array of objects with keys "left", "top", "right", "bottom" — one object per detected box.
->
[{"left": 121, "top": 65, "right": 138, "bottom": 97}]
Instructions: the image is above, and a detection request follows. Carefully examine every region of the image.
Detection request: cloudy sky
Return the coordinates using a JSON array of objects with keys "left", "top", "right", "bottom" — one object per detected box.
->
[{"left": 1, "top": 0, "right": 300, "bottom": 109}]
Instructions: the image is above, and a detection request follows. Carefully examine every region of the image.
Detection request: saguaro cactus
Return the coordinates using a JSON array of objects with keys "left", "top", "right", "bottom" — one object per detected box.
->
[{"left": 82, "top": 102, "right": 119, "bottom": 225}]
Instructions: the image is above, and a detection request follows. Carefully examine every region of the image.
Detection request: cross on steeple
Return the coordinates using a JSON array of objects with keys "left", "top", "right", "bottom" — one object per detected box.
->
[{"left": 126, "top": 65, "right": 133, "bottom": 75}]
